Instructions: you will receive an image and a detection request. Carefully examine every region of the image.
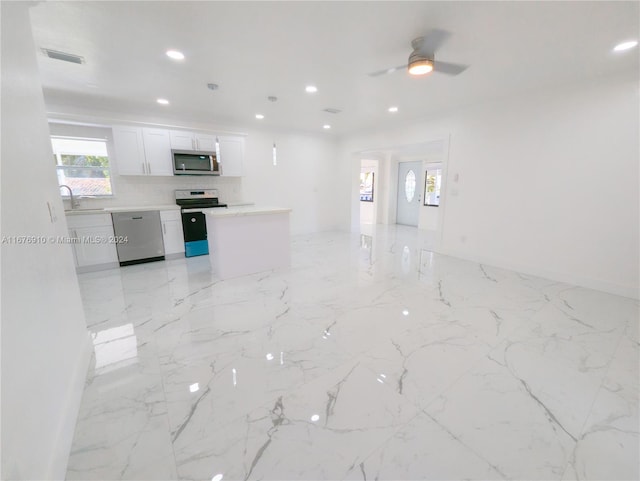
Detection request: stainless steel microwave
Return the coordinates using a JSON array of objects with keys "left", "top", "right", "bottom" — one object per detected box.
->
[{"left": 172, "top": 150, "right": 220, "bottom": 176}]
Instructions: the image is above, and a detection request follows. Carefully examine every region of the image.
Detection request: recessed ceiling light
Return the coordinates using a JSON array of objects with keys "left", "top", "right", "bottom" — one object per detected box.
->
[
  {"left": 166, "top": 49, "right": 185, "bottom": 60},
  {"left": 323, "top": 124, "right": 331, "bottom": 129},
  {"left": 388, "top": 106, "right": 399, "bottom": 113},
  {"left": 613, "top": 40, "right": 638, "bottom": 52},
  {"left": 157, "top": 98, "right": 169, "bottom": 105},
  {"left": 255, "top": 114, "right": 264, "bottom": 119},
  {"left": 305, "top": 85, "right": 318, "bottom": 93}
]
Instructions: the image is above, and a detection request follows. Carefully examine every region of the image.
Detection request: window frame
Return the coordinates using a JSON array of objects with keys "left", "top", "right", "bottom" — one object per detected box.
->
[
  {"left": 423, "top": 167, "right": 442, "bottom": 207},
  {"left": 359, "top": 171, "right": 375, "bottom": 202},
  {"left": 51, "top": 136, "right": 114, "bottom": 198}
]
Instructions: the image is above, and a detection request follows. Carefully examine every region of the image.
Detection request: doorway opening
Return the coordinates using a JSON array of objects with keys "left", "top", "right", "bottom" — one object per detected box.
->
[
  {"left": 351, "top": 137, "right": 449, "bottom": 251},
  {"left": 360, "top": 159, "right": 378, "bottom": 225}
]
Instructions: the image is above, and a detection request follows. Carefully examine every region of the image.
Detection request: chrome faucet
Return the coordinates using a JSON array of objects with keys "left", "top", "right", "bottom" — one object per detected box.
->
[{"left": 59, "top": 184, "right": 80, "bottom": 209}]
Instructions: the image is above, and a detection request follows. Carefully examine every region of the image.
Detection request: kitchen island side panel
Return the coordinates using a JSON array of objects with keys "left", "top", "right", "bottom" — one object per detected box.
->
[{"left": 206, "top": 210, "right": 290, "bottom": 279}]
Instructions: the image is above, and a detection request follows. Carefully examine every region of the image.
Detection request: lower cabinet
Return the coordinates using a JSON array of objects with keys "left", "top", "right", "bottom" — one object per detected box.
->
[
  {"left": 66, "top": 213, "right": 119, "bottom": 273},
  {"left": 160, "top": 210, "right": 185, "bottom": 257}
]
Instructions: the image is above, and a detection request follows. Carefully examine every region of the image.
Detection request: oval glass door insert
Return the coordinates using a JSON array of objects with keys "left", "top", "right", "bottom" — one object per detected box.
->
[{"left": 405, "top": 170, "right": 416, "bottom": 202}]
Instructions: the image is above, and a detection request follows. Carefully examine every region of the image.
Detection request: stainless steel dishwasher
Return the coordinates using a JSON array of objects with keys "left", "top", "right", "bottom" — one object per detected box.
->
[{"left": 111, "top": 210, "right": 165, "bottom": 266}]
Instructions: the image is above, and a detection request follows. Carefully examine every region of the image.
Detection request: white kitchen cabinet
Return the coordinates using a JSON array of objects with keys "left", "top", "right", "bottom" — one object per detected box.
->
[
  {"left": 169, "top": 130, "right": 216, "bottom": 152},
  {"left": 112, "top": 126, "right": 172, "bottom": 176},
  {"left": 115, "top": 125, "right": 244, "bottom": 176},
  {"left": 169, "top": 130, "right": 194, "bottom": 150},
  {"left": 141, "top": 128, "right": 173, "bottom": 175},
  {"left": 195, "top": 133, "right": 216, "bottom": 151},
  {"left": 66, "top": 213, "right": 119, "bottom": 272},
  {"left": 160, "top": 210, "right": 184, "bottom": 257},
  {"left": 112, "top": 126, "right": 145, "bottom": 175},
  {"left": 219, "top": 136, "right": 244, "bottom": 177}
]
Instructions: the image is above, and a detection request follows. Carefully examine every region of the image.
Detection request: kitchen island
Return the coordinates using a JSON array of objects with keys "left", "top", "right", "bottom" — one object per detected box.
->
[{"left": 204, "top": 206, "right": 292, "bottom": 279}]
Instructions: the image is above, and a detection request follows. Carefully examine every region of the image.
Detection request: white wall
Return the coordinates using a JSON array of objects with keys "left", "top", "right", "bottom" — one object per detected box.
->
[
  {"left": 45, "top": 110, "right": 342, "bottom": 235},
  {"left": 241, "top": 128, "right": 341, "bottom": 235},
  {"left": 1, "top": 3, "right": 91, "bottom": 479},
  {"left": 338, "top": 73, "right": 639, "bottom": 298}
]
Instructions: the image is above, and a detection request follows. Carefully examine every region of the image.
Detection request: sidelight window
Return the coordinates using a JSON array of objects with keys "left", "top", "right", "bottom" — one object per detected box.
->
[{"left": 424, "top": 167, "right": 442, "bottom": 206}]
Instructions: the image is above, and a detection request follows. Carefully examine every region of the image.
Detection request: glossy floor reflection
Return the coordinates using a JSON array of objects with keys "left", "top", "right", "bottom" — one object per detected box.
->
[{"left": 67, "top": 225, "right": 639, "bottom": 480}]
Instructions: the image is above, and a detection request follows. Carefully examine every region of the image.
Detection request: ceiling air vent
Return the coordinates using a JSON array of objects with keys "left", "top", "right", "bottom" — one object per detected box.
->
[
  {"left": 41, "top": 48, "right": 85, "bottom": 64},
  {"left": 323, "top": 108, "right": 341, "bottom": 114}
]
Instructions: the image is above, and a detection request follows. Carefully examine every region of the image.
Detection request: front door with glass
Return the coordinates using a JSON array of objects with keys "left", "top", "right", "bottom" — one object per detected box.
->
[{"left": 396, "top": 161, "right": 421, "bottom": 226}]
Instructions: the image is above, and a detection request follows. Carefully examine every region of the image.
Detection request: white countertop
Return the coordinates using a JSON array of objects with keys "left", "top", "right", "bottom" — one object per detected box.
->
[
  {"left": 205, "top": 206, "right": 292, "bottom": 218},
  {"left": 65, "top": 204, "right": 180, "bottom": 215}
]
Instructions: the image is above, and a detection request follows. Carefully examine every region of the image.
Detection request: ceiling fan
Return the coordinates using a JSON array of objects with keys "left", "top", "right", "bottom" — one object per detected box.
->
[{"left": 368, "top": 29, "right": 469, "bottom": 77}]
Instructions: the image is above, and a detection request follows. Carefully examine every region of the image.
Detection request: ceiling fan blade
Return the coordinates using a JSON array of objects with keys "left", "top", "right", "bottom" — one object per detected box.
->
[
  {"left": 433, "top": 60, "right": 469, "bottom": 76},
  {"left": 368, "top": 64, "right": 408, "bottom": 77},
  {"left": 418, "top": 29, "right": 452, "bottom": 55}
]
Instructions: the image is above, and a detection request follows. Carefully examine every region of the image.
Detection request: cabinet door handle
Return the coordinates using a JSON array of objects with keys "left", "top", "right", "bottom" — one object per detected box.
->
[
  {"left": 163, "top": 223, "right": 166, "bottom": 235},
  {"left": 147, "top": 162, "right": 151, "bottom": 174},
  {"left": 141, "top": 162, "right": 146, "bottom": 174}
]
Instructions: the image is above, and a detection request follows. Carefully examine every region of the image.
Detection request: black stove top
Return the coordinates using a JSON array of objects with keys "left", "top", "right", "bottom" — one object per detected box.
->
[
  {"left": 176, "top": 199, "right": 227, "bottom": 209},
  {"left": 175, "top": 189, "right": 227, "bottom": 210}
]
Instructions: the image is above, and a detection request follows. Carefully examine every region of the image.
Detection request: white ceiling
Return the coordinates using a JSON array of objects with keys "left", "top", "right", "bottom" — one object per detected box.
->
[{"left": 29, "top": 1, "right": 638, "bottom": 136}]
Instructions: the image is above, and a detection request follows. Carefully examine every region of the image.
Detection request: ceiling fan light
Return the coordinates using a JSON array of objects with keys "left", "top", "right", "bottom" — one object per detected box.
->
[{"left": 408, "top": 59, "right": 434, "bottom": 76}]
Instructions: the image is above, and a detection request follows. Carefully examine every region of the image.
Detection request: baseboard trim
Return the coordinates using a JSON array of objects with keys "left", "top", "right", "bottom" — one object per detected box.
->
[
  {"left": 439, "top": 247, "right": 639, "bottom": 300},
  {"left": 75, "top": 262, "right": 119, "bottom": 274}
]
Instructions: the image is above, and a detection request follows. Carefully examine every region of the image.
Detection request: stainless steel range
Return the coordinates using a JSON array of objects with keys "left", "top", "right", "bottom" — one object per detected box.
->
[{"left": 175, "top": 189, "right": 227, "bottom": 257}]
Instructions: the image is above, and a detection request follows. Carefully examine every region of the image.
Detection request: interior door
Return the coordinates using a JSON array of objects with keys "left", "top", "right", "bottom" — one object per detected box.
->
[{"left": 396, "top": 161, "right": 421, "bottom": 226}]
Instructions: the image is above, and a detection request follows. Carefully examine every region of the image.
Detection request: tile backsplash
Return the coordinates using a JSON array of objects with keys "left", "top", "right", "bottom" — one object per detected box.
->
[{"left": 70, "top": 174, "right": 243, "bottom": 210}]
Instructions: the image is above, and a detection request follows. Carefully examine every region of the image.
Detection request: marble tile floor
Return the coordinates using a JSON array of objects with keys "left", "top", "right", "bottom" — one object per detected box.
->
[{"left": 66, "top": 225, "right": 639, "bottom": 481}]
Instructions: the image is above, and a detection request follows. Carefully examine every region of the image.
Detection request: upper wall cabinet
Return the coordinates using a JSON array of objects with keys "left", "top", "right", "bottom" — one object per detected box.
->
[
  {"left": 112, "top": 126, "right": 172, "bottom": 176},
  {"left": 142, "top": 128, "right": 173, "bottom": 175},
  {"left": 218, "top": 136, "right": 244, "bottom": 177},
  {"left": 169, "top": 130, "right": 216, "bottom": 152},
  {"left": 112, "top": 126, "right": 145, "bottom": 175},
  {"left": 114, "top": 125, "right": 245, "bottom": 177}
]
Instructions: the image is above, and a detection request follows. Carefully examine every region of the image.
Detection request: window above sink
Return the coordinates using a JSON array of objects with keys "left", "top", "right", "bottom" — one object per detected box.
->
[{"left": 51, "top": 136, "right": 113, "bottom": 197}]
